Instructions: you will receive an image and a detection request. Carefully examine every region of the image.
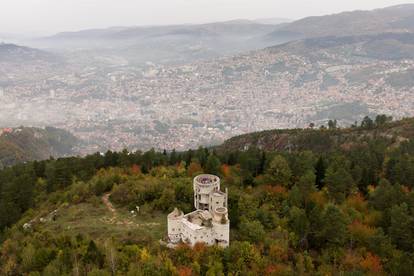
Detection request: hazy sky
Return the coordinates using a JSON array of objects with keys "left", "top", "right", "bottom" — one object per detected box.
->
[{"left": 0, "top": 0, "right": 412, "bottom": 35}]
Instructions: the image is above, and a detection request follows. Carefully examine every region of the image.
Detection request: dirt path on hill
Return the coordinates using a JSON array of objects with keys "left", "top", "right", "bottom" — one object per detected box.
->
[
  {"left": 102, "top": 193, "right": 116, "bottom": 215},
  {"left": 100, "top": 193, "right": 161, "bottom": 228}
]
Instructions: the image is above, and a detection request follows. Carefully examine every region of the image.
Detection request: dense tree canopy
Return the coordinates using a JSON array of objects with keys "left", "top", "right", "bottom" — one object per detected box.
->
[{"left": 0, "top": 117, "right": 413, "bottom": 275}]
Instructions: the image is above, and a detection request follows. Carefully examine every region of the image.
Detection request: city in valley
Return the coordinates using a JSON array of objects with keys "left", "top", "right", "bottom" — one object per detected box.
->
[
  {"left": 1, "top": 40, "right": 413, "bottom": 154},
  {"left": 1, "top": 9, "right": 414, "bottom": 154},
  {"left": 2, "top": 2, "right": 414, "bottom": 275}
]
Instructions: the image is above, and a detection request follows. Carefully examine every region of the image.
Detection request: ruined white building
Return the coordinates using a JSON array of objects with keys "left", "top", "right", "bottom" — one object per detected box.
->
[{"left": 167, "top": 174, "right": 230, "bottom": 247}]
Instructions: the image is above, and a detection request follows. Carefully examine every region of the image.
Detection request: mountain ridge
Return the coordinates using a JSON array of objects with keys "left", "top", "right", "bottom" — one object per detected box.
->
[{"left": 264, "top": 4, "right": 414, "bottom": 44}]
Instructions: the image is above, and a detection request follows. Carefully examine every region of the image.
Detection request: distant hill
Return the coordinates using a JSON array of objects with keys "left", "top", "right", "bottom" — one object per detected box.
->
[
  {"left": 253, "top": 18, "right": 292, "bottom": 25},
  {"left": 0, "top": 43, "right": 59, "bottom": 63},
  {"left": 42, "top": 20, "right": 277, "bottom": 42},
  {"left": 265, "top": 4, "right": 414, "bottom": 44},
  {"left": 32, "top": 20, "right": 278, "bottom": 65},
  {"left": 0, "top": 127, "right": 80, "bottom": 167},
  {"left": 275, "top": 32, "right": 414, "bottom": 60},
  {"left": 218, "top": 117, "right": 414, "bottom": 153},
  {"left": 44, "top": 4, "right": 414, "bottom": 46},
  {"left": 26, "top": 4, "right": 414, "bottom": 66}
]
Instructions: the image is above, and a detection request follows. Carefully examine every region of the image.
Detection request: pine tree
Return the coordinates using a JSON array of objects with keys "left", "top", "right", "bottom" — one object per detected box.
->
[
  {"left": 289, "top": 207, "right": 310, "bottom": 245},
  {"left": 388, "top": 203, "right": 414, "bottom": 251},
  {"left": 318, "top": 204, "right": 348, "bottom": 247},
  {"left": 325, "top": 167, "right": 354, "bottom": 203},
  {"left": 315, "top": 156, "right": 326, "bottom": 189},
  {"left": 266, "top": 155, "right": 292, "bottom": 186},
  {"left": 205, "top": 155, "right": 221, "bottom": 175}
]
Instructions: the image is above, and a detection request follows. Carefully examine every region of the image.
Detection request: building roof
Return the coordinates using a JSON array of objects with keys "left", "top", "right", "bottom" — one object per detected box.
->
[
  {"left": 168, "top": 207, "right": 183, "bottom": 219},
  {"left": 183, "top": 210, "right": 213, "bottom": 229},
  {"left": 181, "top": 217, "right": 203, "bottom": 231}
]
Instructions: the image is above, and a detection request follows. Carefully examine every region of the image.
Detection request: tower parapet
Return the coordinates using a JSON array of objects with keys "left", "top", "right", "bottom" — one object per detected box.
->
[{"left": 193, "top": 174, "right": 220, "bottom": 210}]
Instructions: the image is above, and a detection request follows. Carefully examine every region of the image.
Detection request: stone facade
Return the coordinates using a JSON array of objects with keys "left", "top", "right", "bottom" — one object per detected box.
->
[{"left": 167, "top": 174, "right": 230, "bottom": 247}]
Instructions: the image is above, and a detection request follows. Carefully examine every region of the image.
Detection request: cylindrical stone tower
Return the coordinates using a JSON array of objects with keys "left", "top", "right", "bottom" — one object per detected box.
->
[{"left": 193, "top": 174, "right": 220, "bottom": 210}]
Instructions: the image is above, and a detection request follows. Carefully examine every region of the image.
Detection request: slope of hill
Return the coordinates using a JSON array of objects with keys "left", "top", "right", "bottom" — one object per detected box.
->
[
  {"left": 40, "top": 4, "right": 414, "bottom": 56},
  {"left": 0, "top": 117, "right": 413, "bottom": 274},
  {"left": 42, "top": 20, "right": 277, "bottom": 43},
  {"left": 254, "top": 17, "right": 292, "bottom": 25},
  {"left": 32, "top": 20, "right": 278, "bottom": 65},
  {"left": 24, "top": 4, "right": 414, "bottom": 66},
  {"left": 0, "top": 127, "right": 79, "bottom": 167},
  {"left": 0, "top": 43, "right": 59, "bottom": 63},
  {"left": 219, "top": 117, "right": 414, "bottom": 152},
  {"left": 265, "top": 4, "right": 414, "bottom": 44},
  {"left": 280, "top": 32, "right": 414, "bottom": 59}
]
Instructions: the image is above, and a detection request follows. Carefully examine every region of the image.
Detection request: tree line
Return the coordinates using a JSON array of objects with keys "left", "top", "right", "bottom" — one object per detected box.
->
[{"left": 0, "top": 118, "right": 413, "bottom": 274}]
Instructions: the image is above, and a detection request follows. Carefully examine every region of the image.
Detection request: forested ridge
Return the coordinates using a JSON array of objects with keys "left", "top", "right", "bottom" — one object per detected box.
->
[
  {"left": 0, "top": 117, "right": 413, "bottom": 275},
  {"left": 219, "top": 116, "right": 414, "bottom": 152}
]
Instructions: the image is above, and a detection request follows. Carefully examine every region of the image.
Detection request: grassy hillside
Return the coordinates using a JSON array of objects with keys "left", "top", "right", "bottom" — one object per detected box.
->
[{"left": 0, "top": 126, "right": 79, "bottom": 167}]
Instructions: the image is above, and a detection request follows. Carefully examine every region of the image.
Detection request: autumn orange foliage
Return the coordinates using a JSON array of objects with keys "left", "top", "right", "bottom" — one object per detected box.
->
[
  {"left": 360, "top": 252, "right": 382, "bottom": 273},
  {"left": 192, "top": 242, "right": 206, "bottom": 261},
  {"left": 309, "top": 191, "right": 327, "bottom": 207},
  {"left": 130, "top": 164, "right": 141, "bottom": 175},
  {"left": 178, "top": 266, "right": 193, "bottom": 276},
  {"left": 402, "top": 185, "right": 411, "bottom": 194},
  {"left": 265, "top": 264, "right": 292, "bottom": 275},
  {"left": 221, "top": 164, "right": 230, "bottom": 177},
  {"left": 263, "top": 185, "right": 288, "bottom": 197},
  {"left": 187, "top": 162, "right": 203, "bottom": 177},
  {"left": 342, "top": 251, "right": 362, "bottom": 271},
  {"left": 346, "top": 193, "right": 367, "bottom": 212},
  {"left": 268, "top": 244, "right": 289, "bottom": 262},
  {"left": 193, "top": 242, "right": 206, "bottom": 253}
]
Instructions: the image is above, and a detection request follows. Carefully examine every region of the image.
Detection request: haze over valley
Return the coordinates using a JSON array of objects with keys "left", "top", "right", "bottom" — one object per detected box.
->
[{"left": 1, "top": 4, "right": 414, "bottom": 153}]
